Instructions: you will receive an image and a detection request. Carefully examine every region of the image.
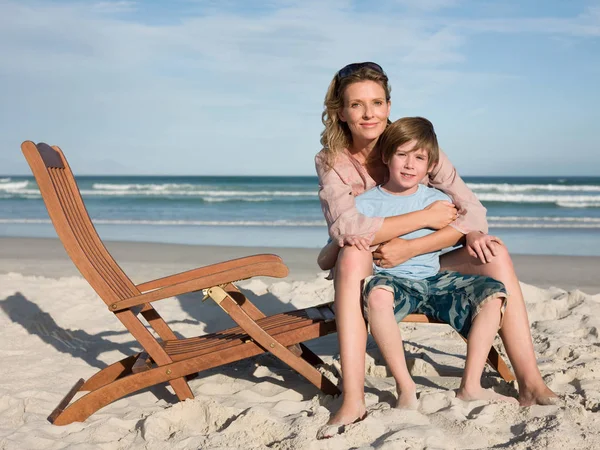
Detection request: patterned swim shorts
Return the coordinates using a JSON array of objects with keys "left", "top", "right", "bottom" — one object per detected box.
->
[{"left": 362, "top": 271, "right": 508, "bottom": 338}]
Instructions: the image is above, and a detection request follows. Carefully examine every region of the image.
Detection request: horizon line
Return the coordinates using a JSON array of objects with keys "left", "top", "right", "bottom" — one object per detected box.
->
[{"left": 3, "top": 173, "right": 600, "bottom": 178}]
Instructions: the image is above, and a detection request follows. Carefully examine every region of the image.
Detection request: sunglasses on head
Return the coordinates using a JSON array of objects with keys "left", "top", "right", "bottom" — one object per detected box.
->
[{"left": 336, "top": 62, "right": 384, "bottom": 80}]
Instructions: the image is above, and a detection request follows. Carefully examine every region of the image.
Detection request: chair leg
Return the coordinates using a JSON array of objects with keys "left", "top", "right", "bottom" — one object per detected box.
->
[
  {"left": 206, "top": 287, "right": 340, "bottom": 396},
  {"left": 485, "top": 345, "right": 516, "bottom": 382},
  {"left": 225, "top": 285, "right": 327, "bottom": 371},
  {"left": 140, "top": 304, "right": 178, "bottom": 340},
  {"left": 117, "top": 309, "right": 194, "bottom": 403},
  {"left": 169, "top": 377, "right": 194, "bottom": 401}
]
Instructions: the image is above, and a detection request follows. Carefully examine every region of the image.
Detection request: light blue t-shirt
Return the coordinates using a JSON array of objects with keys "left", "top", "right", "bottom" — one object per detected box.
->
[{"left": 355, "top": 184, "right": 452, "bottom": 280}]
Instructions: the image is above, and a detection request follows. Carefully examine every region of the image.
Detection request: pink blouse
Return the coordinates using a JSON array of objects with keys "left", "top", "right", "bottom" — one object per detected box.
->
[{"left": 315, "top": 148, "right": 488, "bottom": 243}]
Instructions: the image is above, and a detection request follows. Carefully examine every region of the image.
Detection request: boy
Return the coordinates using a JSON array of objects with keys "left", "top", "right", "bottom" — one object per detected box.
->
[{"left": 356, "top": 117, "right": 516, "bottom": 408}]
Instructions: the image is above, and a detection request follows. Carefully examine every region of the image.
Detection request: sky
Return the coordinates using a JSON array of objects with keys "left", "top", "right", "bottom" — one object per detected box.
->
[{"left": 0, "top": 0, "right": 599, "bottom": 176}]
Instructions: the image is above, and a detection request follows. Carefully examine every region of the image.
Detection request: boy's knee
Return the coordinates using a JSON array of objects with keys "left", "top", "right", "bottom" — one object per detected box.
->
[
  {"left": 368, "top": 288, "right": 394, "bottom": 311},
  {"left": 475, "top": 295, "right": 506, "bottom": 329}
]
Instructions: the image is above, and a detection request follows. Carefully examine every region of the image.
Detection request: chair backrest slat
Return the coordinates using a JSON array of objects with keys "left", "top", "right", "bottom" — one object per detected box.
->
[
  {"left": 22, "top": 142, "right": 139, "bottom": 304},
  {"left": 50, "top": 168, "right": 135, "bottom": 299}
]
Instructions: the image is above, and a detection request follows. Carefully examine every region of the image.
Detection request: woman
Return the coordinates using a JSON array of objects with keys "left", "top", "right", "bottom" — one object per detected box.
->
[{"left": 316, "top": 62, "right": 557, "bottom": 429}]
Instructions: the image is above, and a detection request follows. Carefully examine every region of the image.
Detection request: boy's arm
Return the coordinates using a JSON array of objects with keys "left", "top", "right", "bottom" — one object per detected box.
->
[
  {"left": 408, "top": 226, "right": 464, "bottom": 256},
  {"left": 372, "top": 200, "right": 458, "bottom": 245},
  {"left": 373, "top": 226, "right": 464, "bottom": 269}
]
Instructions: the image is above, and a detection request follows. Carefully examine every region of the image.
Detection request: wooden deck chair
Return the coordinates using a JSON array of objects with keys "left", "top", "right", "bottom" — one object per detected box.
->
[{"left": 21, "top": 141, "right": 514, "bottom": 426}]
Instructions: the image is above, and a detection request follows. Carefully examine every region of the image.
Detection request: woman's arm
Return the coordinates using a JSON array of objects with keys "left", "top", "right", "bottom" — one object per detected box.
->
[
  {"left": 428, "top": 149, "right": 488, "bottom": 234},
  {"left": 316, "top": 152, "right": 383, "bottom": 246},
  {"left": 317, "top": 240, "right": 340, "bottom": 271}
]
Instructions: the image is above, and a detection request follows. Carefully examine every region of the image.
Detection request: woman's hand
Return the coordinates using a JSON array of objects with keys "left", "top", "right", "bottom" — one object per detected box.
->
[
  {"left": 372, "top": 238, "right": 415, "bottom": 268},
  {"left": 466, "top": 231, "right": 504, "bottom": 264},
  {"left": 338, "top": 235, "right": 371, "bottom": 251},
  {"left": 424, "top": 200, "right": 459, "bottom": 230}
]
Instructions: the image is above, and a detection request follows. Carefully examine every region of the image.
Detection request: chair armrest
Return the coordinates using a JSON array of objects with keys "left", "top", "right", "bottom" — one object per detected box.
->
[
  {"left": 110, "top": 259, "right": 288, "bottom": 311},
  {"left": 136, "top": 254, "right": 285, "bottom": 292}
]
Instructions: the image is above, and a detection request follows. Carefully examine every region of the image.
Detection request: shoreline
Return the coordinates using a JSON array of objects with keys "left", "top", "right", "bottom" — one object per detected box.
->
[{"left": 1, "top": 236, "right": 599, "bottom": 294}]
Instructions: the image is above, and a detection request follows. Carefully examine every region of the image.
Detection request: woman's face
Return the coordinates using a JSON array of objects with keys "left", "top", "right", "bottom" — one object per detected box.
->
[{"left": 338, "top": 80, "right": 391, "bottom": 146}]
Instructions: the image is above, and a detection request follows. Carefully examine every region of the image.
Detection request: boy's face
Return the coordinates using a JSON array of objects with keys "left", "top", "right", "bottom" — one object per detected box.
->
[{"left": 385, "top": 140, "right": 430, "bottom": 192}]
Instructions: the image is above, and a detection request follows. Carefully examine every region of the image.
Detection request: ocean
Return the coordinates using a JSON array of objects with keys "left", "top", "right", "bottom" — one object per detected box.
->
[{"left": 1, "top": 175, "right": 600, "bottom": 256}]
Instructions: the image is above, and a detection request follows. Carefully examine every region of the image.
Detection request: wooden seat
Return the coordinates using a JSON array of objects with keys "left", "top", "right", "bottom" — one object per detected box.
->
[{"left": 21, "top": 141, "right": 514, "bottom": 426}]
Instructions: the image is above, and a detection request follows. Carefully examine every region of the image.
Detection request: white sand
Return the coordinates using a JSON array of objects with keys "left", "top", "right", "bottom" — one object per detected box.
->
[{"left": 1, "top": 239, "right": 600, "bottom": 449}]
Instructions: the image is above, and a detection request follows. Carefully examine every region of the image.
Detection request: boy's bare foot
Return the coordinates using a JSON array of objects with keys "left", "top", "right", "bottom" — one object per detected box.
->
[
  {"left": 518, "top": 385, "right": 559, "bottom": 406},
  {"left": 316, "top": 401, "right": 367, "bottom": 440},
  {"left": 395, "top": 384, "right": 419, "bottom": 410},
  {"left": 457, "top": 386, "right": 519, "bottom": 404}
]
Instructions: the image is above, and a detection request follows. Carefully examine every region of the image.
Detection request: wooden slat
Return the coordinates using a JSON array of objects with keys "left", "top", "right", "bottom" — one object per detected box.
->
[
  {"left": 137, "top": 256, "right": 287, "bottom": 293},
  {"left": 166, "top": 319, "right": 322, "bottom": 361},
  {"left": 164, "top": 312, "right": 314, "bottom": 356},
  {"left": 57, "top": 170, "right": 135, "bottom": 298},
  {"left": 58, "top": 166, "right": 139, "bottom": 295},
  {"left": 164, "top": 310, "right": 311, "bottom": 348},
  {"left": 50, "top": 169, "right": 130, "bottom": 299}
]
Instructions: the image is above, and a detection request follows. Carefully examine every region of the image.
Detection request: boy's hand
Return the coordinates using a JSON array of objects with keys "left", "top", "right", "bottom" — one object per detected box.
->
[
  {"left": 466, "top": 231, "right": 504, "bottom": 264},
  {"left": 424, "top": 200, "right": 459, "bottom": 229},
  {"left": 372, "top": 238, "right": 415, "bottom": 268}
]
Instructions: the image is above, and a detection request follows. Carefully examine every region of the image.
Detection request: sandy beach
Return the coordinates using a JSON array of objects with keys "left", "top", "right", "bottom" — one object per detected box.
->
[{"left": 1, "top": 237, "right": 600, "bottom": 449}]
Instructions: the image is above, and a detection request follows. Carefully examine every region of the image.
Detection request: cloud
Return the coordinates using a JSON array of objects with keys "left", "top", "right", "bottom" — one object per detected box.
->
[
  {"left": 92, "top": 1, "right": 137, "bottom": 14},
  {"left": 391, "top": 0, "right": 461, "bottom": 12},
  {"left": 454, "top": 5, "right": 600, "bottom": 37}
]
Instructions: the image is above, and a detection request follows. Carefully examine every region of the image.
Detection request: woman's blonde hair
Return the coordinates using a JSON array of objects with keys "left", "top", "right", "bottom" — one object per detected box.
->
[{"left": 320, "top": 64, "right": 391, "bottom": 168}]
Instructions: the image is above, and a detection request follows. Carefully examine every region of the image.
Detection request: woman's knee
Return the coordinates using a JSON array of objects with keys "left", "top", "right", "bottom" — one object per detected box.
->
[
  {"left": 482, "top": 243, "right": 515, "bottom": 277},
  {"left": 336, "top": 246, "right": 373, "bottom": 277}
]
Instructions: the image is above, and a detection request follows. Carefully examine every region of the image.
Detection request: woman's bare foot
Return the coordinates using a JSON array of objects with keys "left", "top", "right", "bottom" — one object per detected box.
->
[
  {"left": 457, "top": 386, "right": 519, "bottom": 404},
  {"left": 395, "top": 383, "right": 419, "bottom": 410},
  {"left": 316, "top": 399, "right": 367, "bottom": 439},
  {"left": 518, "top": 385, "right": 559, "bottom": 406}
]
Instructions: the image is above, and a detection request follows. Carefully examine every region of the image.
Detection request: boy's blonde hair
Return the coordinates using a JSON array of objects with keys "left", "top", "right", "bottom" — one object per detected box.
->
[{"left": 378, "top": 117, "right": 439, "bottom": 169}]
